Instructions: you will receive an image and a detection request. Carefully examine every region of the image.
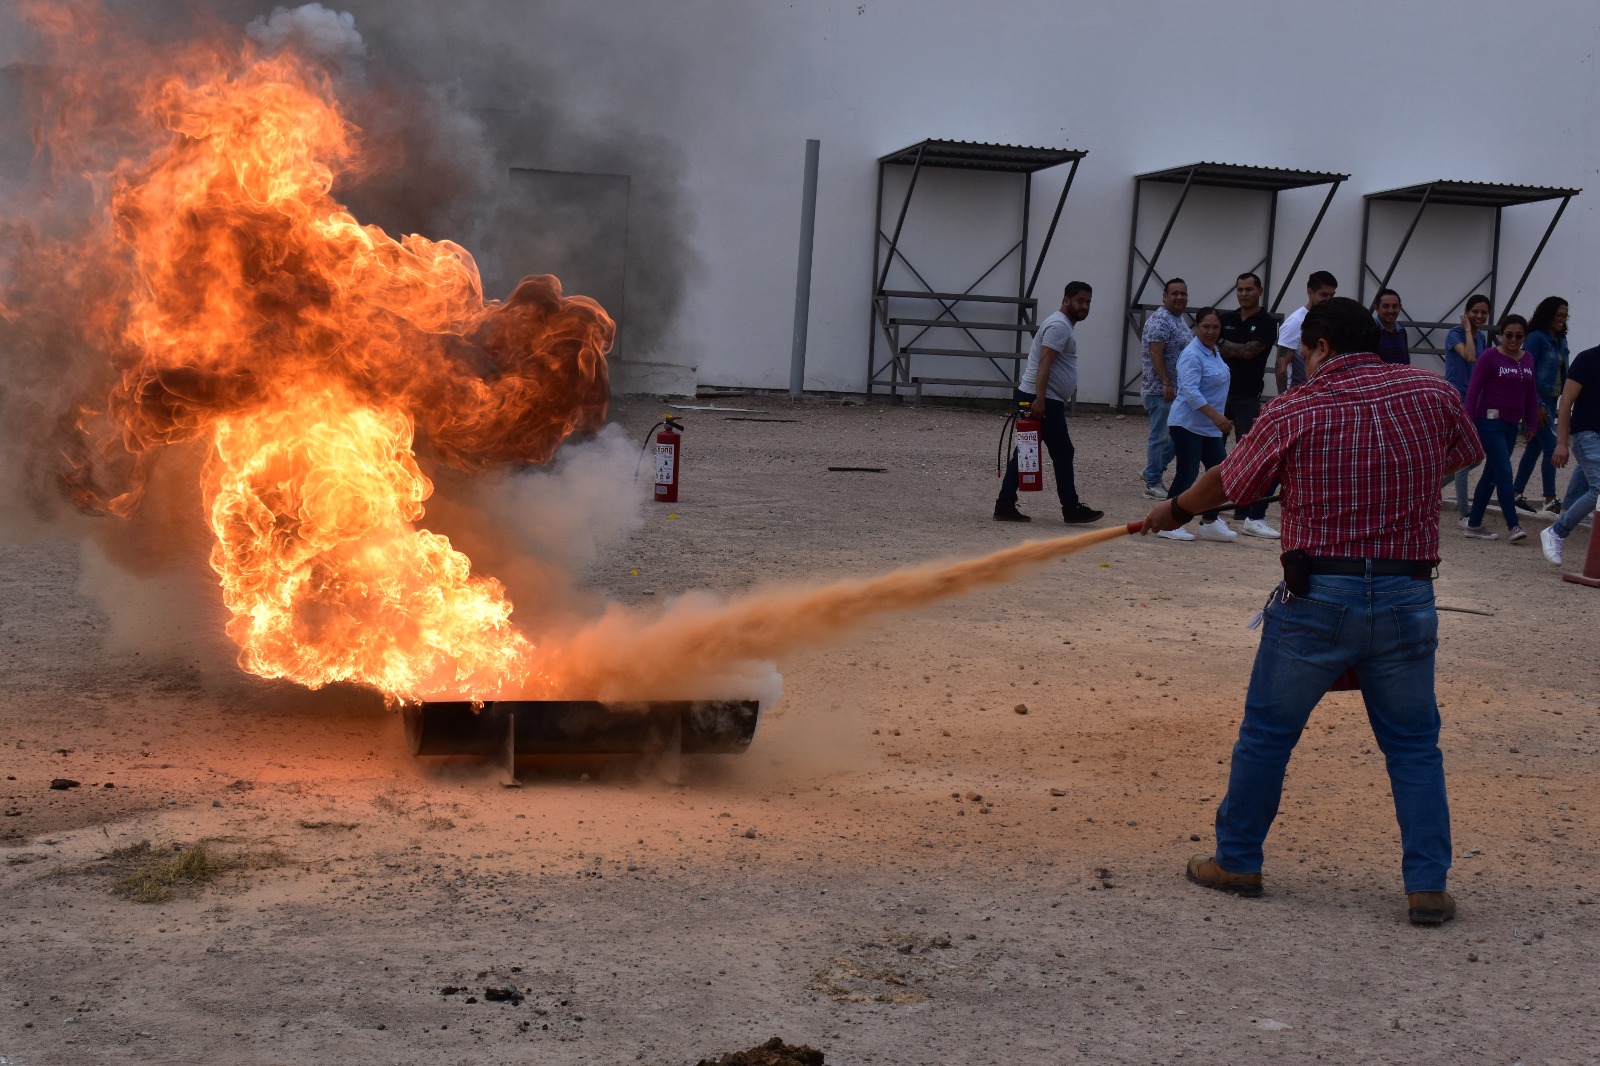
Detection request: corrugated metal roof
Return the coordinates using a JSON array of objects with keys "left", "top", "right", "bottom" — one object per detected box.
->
[
  {"left": 1364, "top": 180, "right": 1580, "bottom": 208},
  {"left": 1137, "top": 162, "right": 1347, "bottom": 192},
  {"left": 878, "top": 139, "right": 1085, "bottom": 173}
]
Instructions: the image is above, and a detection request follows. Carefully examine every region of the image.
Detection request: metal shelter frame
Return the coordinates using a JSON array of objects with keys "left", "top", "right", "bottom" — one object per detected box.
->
[
  {"left": 1358, "top": 180, "right": 1580, "bottom": 368},
  {"left": 1116, "top": 162, "right": 1346, "bottom": 409},
  {"left": 868, "top": 139, "right": 1086, "bottom": 401}
]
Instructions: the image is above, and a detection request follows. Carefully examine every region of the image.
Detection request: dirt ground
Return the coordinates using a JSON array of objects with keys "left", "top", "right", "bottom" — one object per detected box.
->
[{"left": 2, "top": 397, "right": 1597, "bottom": 1065}]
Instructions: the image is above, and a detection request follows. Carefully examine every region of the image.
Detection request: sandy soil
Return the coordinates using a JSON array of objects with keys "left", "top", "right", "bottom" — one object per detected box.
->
[{"left": 2, "top": 398, "right": 1597, "bottom": 1065}]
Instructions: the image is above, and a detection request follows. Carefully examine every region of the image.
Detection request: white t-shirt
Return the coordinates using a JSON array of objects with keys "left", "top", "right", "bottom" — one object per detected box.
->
[
  {"left": 1277, "top": 305, "right": 1309, "bottom": 389},
  {"left": 1018, "top": 311, "right": 1077, "bottom": 402}
]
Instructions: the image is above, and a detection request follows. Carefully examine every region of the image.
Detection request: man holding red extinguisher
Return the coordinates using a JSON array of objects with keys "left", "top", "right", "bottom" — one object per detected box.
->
[
  {"left": 1141, "top": 297, "right": 1483, "bottom": 926},
  {"left": 993, "top": 280, "right": 1104, "bottom": 525}
]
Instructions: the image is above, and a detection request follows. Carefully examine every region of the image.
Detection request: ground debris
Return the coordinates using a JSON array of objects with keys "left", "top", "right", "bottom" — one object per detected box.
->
[
  {"left": 695, "top": 1036, "right": 824, "bottom": 1066},
  {"left": 49, "top": 779, "right": 80, "bottom": 790}
]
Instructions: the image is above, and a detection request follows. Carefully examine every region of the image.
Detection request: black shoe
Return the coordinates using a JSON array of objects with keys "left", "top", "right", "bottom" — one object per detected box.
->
[
  {"left": 1062, "top": 504, "right": 1104, "bottom": 524},
  {"left": 993, "top": 508, "right": 1032, "bottom": 523},
  {"left": 1514, "top": 495, "right": 1542, "bottom": 518}
]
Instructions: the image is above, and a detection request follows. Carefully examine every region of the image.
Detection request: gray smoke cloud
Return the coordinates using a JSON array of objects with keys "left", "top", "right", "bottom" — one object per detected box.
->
[{"left": 245, "top": 3, "right": 365, "bottom": 60}]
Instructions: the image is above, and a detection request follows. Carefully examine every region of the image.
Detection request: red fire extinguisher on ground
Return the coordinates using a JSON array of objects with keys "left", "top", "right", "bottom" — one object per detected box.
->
[
  {"left": 638, "top": 415, "right": 684, "bottom": 503},
  {"left": 998, "top": 400, "right": 1043, "bottom": 491}
]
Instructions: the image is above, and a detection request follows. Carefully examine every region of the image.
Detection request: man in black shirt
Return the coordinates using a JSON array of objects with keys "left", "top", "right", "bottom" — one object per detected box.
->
[{"left": 1218, "top": 272, "right": 1280, "bottom": 538}]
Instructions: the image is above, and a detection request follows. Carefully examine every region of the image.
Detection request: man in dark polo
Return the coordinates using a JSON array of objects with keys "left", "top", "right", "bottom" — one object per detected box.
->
[
  {"left": 1141, "top": 297, "right": 1483, "bottom": 926},
  {"left": 1218, "top": 272, "right": 1280, "bottom": 538},
  {"left": 1372, "top": 288, "right": 1411, "bottom": 365}
]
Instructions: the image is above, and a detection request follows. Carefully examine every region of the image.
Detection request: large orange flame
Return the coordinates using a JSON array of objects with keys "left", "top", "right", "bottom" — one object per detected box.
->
[{"left": 15, "top": 5, "right": 611, "bottom": 701}]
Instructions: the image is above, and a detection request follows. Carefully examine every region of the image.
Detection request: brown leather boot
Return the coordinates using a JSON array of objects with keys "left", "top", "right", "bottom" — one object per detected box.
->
[
  {"left": 1407, "top": 891, "right": 1457, "bottom": 926},
  {"left": 1186, "top": 854, "right": 1263, "bottom": 897}
]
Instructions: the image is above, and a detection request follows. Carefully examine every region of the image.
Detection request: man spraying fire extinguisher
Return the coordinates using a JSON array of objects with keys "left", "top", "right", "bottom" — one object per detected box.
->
[
  {"left": 993, "top": 280, "right": 1104, "bottom": 525},
  {"left": 1140, "top": 297, "right": 1484, "bottom": 926}
]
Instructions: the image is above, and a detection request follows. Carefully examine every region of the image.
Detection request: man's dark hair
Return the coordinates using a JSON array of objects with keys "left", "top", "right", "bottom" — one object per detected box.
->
[
  {"left": 1465, "top": 293, "right": 1491, "bottom": 314},
  {"left": 1301, "top": 296, "right": 1379, "bottom": 356},
  {"left": 1163, "top": 278, "right": 1187, "bottom": 293},
  {"left": 1063, "top": 281, "right": 1092, "bottom": 300},
  {"left": 1306, "top": 270, "right": 1338, "bottom": 291},
  {"left": 1528, "top": 295, "right": 1568, "bottom": 336},
  {"left": 1371, "top": 287, "right": 1401, "bottom": 311},
  {"left": 1236, "top": 272, "right": 1262, "bottom": 289}
]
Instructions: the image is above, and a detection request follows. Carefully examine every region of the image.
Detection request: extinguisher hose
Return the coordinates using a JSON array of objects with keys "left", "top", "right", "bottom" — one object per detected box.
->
[
  {"left": 996, "top": 411, "right": 1018, "bottom": 479},
  {"left": 634, "top": 421, "right": 665, "bottom": 477}
]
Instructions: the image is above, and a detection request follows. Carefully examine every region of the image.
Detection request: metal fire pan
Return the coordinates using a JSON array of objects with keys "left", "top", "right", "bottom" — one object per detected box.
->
[{"left": 404, "top": 699, "right": 761, "bottom": 762}]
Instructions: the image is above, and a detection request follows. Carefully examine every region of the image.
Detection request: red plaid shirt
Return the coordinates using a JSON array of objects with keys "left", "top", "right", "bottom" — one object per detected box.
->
[{"left": 1220, "top": 352, "right": 1484, "bottom": 561}]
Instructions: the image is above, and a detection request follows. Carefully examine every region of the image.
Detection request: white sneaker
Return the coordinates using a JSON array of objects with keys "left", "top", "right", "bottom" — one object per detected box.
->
[
  {"left": 1455, "top": 516, "right": 1471, "bottom": 530},
  {"left": 1240, "top": 518, "right": 1281, "bottom": 539},
  {"left": 1156, "top": 527, "right": 1196, "bottom": 541},
  {"left": 1196, "top": 518, "right": 1238, "bottom": 542},
  {"left": 1142, "top": 483, "right": 1168, "bottom": 500},
  {"left": 1540, "top": 526, "right": 1564, "bottom": 565}
]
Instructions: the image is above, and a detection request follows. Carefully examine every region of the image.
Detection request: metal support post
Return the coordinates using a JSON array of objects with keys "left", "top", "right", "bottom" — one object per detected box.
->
[
  {"left": 790, "top": 139, "right": 820, "bottom": 399},
  {"left": 1488, "top": 206, "right": 1502, "bottom": 318},
  {"left": 1116, "top": 177, "right": 1145, "bottom": 411}
]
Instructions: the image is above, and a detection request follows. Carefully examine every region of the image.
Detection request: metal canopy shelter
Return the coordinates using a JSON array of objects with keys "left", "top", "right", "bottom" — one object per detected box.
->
[
  {"left": 869, "top": 138, "right": 1086, "bottom": 401},
  {"left": 1358, "top": 180, "right": 1580, "bottom": 368},
  {"left": 1116, "top": 162, "right": 1346, "bottom": 408}
]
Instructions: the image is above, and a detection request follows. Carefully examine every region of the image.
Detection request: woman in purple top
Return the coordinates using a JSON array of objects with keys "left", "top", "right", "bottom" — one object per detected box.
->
[{"left": 1463, "top": 314, "right": 1543, "bottom": 541}]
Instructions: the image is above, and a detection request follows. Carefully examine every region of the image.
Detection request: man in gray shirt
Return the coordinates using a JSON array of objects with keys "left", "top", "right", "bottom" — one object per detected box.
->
[{"left": 994, "top": 281, "right": 1104, "bottom": 524}]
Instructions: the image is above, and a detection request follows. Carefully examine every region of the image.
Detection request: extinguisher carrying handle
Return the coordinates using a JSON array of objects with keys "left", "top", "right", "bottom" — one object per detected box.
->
[{"left": 635, "top": 415, "right": 685, "bottom": 476}]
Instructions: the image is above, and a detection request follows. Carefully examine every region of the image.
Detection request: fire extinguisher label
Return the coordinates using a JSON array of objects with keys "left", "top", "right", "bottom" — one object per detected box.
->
[
  {"left": 654, "top": 443, "right": 676, "bottom": 484},
  {"left": 1016, "top": 430, "right": 1040, "bottom": 474}
]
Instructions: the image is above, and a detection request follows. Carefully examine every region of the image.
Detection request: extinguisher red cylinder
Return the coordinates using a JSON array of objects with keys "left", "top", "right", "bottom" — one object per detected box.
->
[
  {"left": 1015, "top": 410, "right": 1043, "bottom": 492},
  {"left": 653, "top": 425, "right": 681, "bottom": 503}
]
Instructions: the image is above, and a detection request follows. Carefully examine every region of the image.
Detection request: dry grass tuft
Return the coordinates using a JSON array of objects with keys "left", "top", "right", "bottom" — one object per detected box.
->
[{"left": 63, "top": 840, "right": 288, "bottom": 903}]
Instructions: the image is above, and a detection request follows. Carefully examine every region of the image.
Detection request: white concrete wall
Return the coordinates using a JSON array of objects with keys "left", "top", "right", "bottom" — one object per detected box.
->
[{"left": 611, "top": 0, "right": 1599, "bottom": 402}]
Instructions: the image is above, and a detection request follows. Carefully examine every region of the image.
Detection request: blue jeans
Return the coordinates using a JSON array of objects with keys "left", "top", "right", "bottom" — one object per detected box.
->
[
  {"left": 1469, "top": 418, "right": 1521, "bottom": 529},
  {"left": 1552, "top": 430, "right": 1600, "bottom": 538},
  {"left": 1142, "top": 394, "right": 1174, "bottom": 488},
  {"left": 996, "top": 390, "right": 1080, "bottom": 514},
  {"left": 1215, "top": 574, "right": 1450, "bottom": 893},
  {"left": 1169, "top": 425, "right": 1225, "bottom": 522},
  {"left": 1513, "top": 396, "right": 1558, "bottom": 500}
]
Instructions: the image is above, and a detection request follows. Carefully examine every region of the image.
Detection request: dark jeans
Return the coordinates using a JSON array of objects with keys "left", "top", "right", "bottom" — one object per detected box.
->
[
  {"left": 1169, "top": 425, "right": 1226, "bottom": 523},
  {"left": 1225, "top": 395, "right": 1276, "bottom": 521},
  {"left": 996, "top": 390, "right": 1080, "bottom": 514},
  {"left": 1469, "top": 418, "right": 1521, "bottom": 529},
  {"left": 1512, "top": 395, "right": 1558, "bottom": 500}
]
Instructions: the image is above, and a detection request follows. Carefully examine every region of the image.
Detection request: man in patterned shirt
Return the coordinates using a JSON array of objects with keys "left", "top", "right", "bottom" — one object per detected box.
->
[
  {"left": 1141, "top": 297, "right": 1483, "bottom": 926},
  {"left": 1139, "top": 278, "right": 1192, "bottom": 498}
]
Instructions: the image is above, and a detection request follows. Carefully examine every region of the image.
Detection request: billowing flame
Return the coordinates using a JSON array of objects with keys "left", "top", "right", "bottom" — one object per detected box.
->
[{"left": 15, "top": 5, "right": 611, "bottom": 701}]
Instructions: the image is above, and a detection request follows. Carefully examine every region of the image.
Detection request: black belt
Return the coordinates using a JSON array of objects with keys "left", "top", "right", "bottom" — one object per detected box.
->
[{"left": 1303, "top": 556, "right": 1436, "bottom": 579}]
